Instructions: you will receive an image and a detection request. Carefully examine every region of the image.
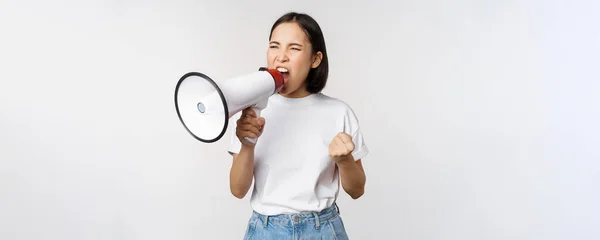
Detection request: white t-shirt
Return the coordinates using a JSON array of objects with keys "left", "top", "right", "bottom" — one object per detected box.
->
[{"left": 227, "top": 92, "right": 369, "bottom": 215}]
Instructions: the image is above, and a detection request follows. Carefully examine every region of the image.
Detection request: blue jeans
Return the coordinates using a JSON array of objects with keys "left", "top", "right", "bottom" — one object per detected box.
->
[{"left": 243, "top": 204, "right": 349, "bottom": 240}]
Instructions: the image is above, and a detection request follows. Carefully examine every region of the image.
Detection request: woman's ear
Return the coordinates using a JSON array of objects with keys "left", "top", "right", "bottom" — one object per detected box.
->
[{"left": 311, "top": 51, "right": 323, "bottom": 68}]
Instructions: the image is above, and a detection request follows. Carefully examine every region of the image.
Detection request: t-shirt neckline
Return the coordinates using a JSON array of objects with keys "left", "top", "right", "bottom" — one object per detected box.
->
[{"left": 271, "top": 92, "right": 321, "bottom": 106}]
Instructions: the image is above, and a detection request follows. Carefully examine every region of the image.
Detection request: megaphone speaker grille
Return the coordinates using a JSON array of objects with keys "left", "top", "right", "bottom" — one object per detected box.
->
[{"left": 174, "top": 72, "right": 228, "bottom": 143}]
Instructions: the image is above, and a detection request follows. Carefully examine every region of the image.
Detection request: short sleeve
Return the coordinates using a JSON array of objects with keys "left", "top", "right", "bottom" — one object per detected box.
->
[
  {"left": 227, "top": 112, "right": 242, "bottom": 156},
  {"left": 342, "top": 106, "right": 369, "bottom": 161}
]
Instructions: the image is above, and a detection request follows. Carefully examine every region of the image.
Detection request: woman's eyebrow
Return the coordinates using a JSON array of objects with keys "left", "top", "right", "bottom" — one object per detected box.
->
[{"left": 269, "top": 41, "right": 303, "bottom": 47}]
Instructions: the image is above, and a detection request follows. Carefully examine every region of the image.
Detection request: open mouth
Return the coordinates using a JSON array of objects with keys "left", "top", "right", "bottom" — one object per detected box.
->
[{"left": 277, "top": 67, "right": 290, "bottom": 83}]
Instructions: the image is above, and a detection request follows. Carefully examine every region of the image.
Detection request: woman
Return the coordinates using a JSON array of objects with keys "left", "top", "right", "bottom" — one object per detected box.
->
[{"left": 227, "top": 12, "right": 369, "bottom": 239}]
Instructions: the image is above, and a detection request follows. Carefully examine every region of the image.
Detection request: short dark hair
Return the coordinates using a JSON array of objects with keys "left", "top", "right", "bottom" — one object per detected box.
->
[{"left": 269, "top": 12, "right": 329, "bottom": 93}]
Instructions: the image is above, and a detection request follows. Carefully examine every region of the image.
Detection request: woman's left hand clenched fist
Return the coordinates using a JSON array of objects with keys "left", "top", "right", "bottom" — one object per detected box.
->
[{"left": 329, "top": 132, "right": 355, "bottom": 163}]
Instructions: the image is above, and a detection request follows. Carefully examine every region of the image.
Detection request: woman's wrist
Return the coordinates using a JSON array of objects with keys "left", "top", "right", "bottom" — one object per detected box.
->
[
  {"left": 240, "top": 144, "right": 255, "bottom": 153},
  {"left": 334, "top": 154, "right": 355, "bottom": 166}
]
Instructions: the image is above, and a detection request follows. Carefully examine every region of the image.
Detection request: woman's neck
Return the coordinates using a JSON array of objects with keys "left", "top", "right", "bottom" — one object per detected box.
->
[{"left": 280, "top": 88, "right": 311, "bottom": 98}]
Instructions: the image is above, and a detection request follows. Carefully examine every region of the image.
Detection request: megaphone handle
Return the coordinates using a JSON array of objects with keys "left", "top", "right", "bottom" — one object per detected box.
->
[{"left": 244, "top": 106, "right": 262, "bottom": 144}]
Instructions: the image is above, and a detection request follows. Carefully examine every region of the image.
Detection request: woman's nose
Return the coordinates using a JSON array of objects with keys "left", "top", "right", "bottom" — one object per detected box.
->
[{"left": 276, "top": 51, "right": 289, "bottom": 62}]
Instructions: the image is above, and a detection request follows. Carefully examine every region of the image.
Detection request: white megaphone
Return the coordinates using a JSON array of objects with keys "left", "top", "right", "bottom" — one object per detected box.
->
[{"left": 174, "top": 67, "right": 284, "bottom": 143}]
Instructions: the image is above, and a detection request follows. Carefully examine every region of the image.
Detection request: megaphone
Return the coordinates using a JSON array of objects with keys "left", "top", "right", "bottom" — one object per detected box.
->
[{"left": 174, "top": 67, "right": 284, "bottom": 143}]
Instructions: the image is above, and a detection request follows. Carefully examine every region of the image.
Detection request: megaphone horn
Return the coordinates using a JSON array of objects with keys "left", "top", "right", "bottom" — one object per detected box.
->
[{"left": 174, "top": 67, "right": 284, "bottom": 143}]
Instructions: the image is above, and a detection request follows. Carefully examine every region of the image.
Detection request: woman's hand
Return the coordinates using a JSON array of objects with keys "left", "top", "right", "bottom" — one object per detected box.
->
[
  {"left": 328, "top": 132, "right": 355, "bottom": 163},
  {"left": 235, "top": 107, "right": 265, "bottom": 147}
]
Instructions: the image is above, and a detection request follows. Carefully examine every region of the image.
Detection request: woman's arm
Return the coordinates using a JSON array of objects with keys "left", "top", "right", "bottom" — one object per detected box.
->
[
  {"left": 229, "top": 145, "right": 255, "bottom": 199},
  {"left": 229, "top": 107, "right": 264, "bottom": 199},
  {"left": 329, "top": 132, "right": 367, "bottom": 199},
  {"left": 337, "top": 157, "right": 366, "bottom": 199}
]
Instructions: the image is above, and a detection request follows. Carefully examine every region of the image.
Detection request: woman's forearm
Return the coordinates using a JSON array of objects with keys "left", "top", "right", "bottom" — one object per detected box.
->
[
  {"left": 337, "top": 156, "right": 366, "bottom": 199},
  {"left": 229, "top": 145, "right": 255, "bottom": 199}
]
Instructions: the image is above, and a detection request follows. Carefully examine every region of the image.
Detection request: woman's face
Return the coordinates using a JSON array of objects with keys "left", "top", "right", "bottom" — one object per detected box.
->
[{"left": 267, "top": 22, "right": 322, "bottom": 98}]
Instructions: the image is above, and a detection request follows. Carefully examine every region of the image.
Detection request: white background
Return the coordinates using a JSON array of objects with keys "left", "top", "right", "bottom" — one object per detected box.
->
[{"left": 1, "top": 0, "right": 599, "bottom": 239}]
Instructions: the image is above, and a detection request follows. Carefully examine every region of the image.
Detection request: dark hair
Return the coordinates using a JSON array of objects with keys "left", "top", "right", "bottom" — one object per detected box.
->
[{"left": 269, "top": 12, "right": 329, "bottom": 93}]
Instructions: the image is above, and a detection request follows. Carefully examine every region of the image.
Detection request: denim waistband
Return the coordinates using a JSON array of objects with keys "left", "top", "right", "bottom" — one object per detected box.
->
[{"left": 252, "top": 203, "right": 340, "bottom": 229}]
